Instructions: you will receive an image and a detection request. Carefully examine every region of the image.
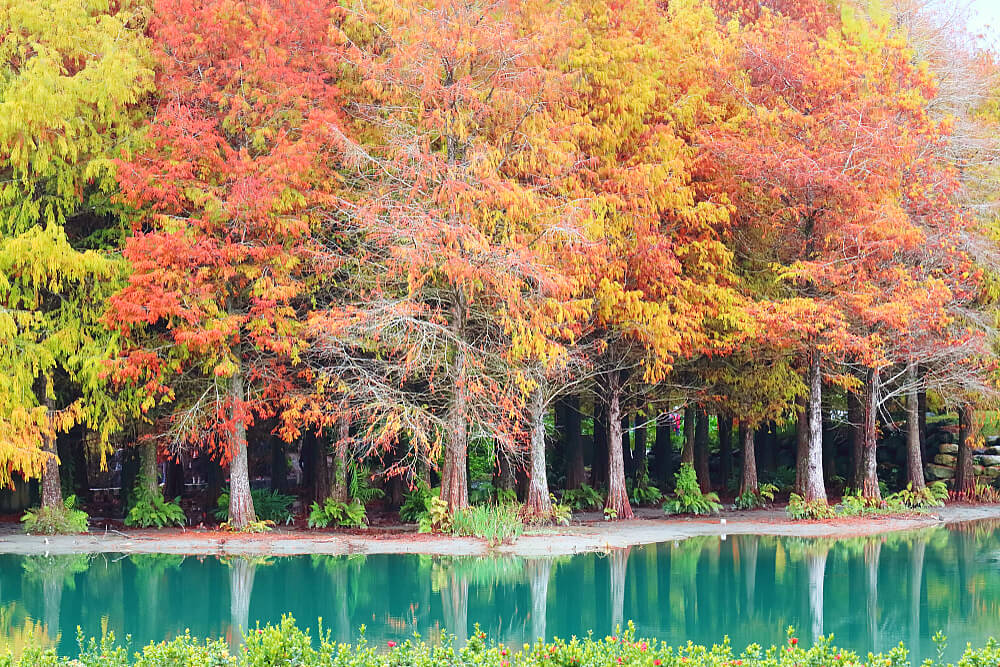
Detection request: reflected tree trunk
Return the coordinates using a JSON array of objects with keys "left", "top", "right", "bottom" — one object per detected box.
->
[
  {"left": 864, "top": 539, "right": 881, "bottom": 651},
  {"left": 805, "top": 544, "right": 829, "bottom": 642},
  {"left": 526, "top": 558, "right": 552, "bottom": 642},
  {"left": 442, "top": 567, "right": 469, "bottom": 644},
  {"left": 909, "top": 535, "right": 926, "bottom": 653},
  {"left": 742, "top": 535, "right": 758, "bottom": 611},
  {"left": 609, "top": 547, "right": 630, "bottom": 633},
  {"left": 42, "top": 574, "right": 62, "bottom": 639},
  {"left": 228, "top": 558, "right": 257, "bottom": 653}
]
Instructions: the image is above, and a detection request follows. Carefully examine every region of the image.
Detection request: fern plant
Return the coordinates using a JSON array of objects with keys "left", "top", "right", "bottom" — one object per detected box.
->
[
  {"left": 125, "top": 482, "right": 186, "bottom": 528},
  {"left": 561, "top": 484, "right": 604, "bottom": 510},
  {"left": 308, "top": 498, "right": 367, "bottom": 528},
  {"left": 348, "top": 465, "right": 385, "bottom": 504},
  {"left": 22, "top": 495, "right": 89, "bottom": 535},
  {"left": 786, "top": 492, "right": 835, "bottom": 519},
  {"left": 663, "top": 463, "right": 722, "bottom": 515},
  {"left": 733, "top": 483, "right": 778, "bottom": 510},
  {"left": 400, "top": 483, "right": 435, "bottom": 523}
]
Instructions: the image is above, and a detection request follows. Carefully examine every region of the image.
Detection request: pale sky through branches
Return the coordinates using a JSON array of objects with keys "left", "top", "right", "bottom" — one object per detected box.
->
[{"left": 968, "top": 0, "right": 1000, "bottom": 43}]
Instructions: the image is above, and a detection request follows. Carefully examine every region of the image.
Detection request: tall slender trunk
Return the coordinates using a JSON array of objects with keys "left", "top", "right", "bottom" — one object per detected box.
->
[
  {"left": 848, "top": 387, "right": 864, "bottom": 490},
  {"left": 694, "top": 409, "right": 711, "bottom": 492},
  {"left": 917, "top": 383, "right": 928, "bottom": 463},
  {"left": 591, "top": 400, "right": 609, "bottom": 488},
  {"left": 604, "top": 371, "right": 633, "bottom": 520},
  {"left": 803, "top": 351, "right": 827, "bottom": 502},
  {"left": 955, "top": 405, "right": 975, "bottom": 495},
  {"left": 41, "top": 401, "right": 62, "bottom": 510},
  {"left": 228, "top": 557, "right": 257, "bottom": 653},
  {"left": 794, "top": 394, "right": 808, "bottom": 495},
  {"left": 822, "top": 410, "right": 835, "bottom": 485},
  {"left": 653, "top": 413, "right": 673, "bottom": 487},
  {"left": 332, "top": 417, "right": 350, "bottom": 502},
  {"left": 681, "top": 405, "right": 695, "bottom": 465},
  {"left": 270, "top": 437, "right": 287, "bottom": 493},
  {"left": 859, "top": 367, "right": 880, "bottom": 501},
  {"left": 442, "top": 299, "right": 469, "bottom": 512},
  {"left": 634, "top": 410, "right": 648, "bottom": 475},
  {"left": 719, "top": 414, "right": 733, "bottom": 490},
  {"left": 905, "top": 361, "right": 925, "bottom": 491},
  {"left": 313, "top": 433, "right": 331, "bottom": 503},
  {"left": 739, "top": 421, "right": 758, "bottom": 496},
  {"left": 525, "top": 388, "right": 552, "bottom": 518},
  {"left": 621, "top": 413, "right": 635, "bottom": 480},
  {"left": 227, "top": 362, "right": 257, "bottom": 529},
  {"left": 560, "top": 396, "right": 585, "bottom": 489}
]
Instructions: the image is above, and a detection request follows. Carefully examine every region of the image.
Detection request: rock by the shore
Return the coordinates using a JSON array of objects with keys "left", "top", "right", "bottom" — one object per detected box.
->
[
  {"left": 926, "top": 463, "right": 955, "bottom": 479},
  {"left": 934, "top": 454, "right": 957, "bottom": 466},
  {"left": 939, "top": 443, "right": 959, "bottom": 455}
]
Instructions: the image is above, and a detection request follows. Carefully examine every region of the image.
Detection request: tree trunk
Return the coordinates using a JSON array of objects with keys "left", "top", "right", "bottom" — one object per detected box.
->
[
  {"left": 604, "top": 371, "right": 633, "bottom": 520},
  {"left": 909, "top": 534, "right": 926, "bottom": 652},
  {"left": 525, "top": 388, "right": 553, "bottom": 518},
  {"left": 139, "top": 441, "right": 159, "bottom": 499},
  {"left": 43, "top": 572, "right": 62, "bottom": 638},
  {"left": 41, "top": 406, "right": 61, "bottom": 510},
  {"left": 803, "top": 351, "right": 827, "bottom": 503},
  {"left": 955, "top": 405, "right": 975, "bottom": 495},
  {"left": 312, "top": 433, "right": 331, "bottom": 503},
  {"left": 634, "top": 410, "right": 648, "bottom": 475},
  {"left": 442, "top": 568, "right": 469, "bottom": 644},
  {"left": 653, "top": 413, "right": 673, "bottom": 487},
  {"left": 917, "top": 383, "right": 928, "bottom": 463},
  {"left": 859, "top": 367, "right": 881, "bottom": 501},
  {"left": 848, "top": 386, "right": 864, "bottom": 490},
  {"left": 165, "top": 457, "right": 184, "bottom": 499},
  {"left": 794, "top": 394, "right": 808, "bottom": 495},
  {"left": 442, "top": 301, "right": 470, "bottom": 512},
  {"left": 719, "top": 414, "right": 733, "bottom": 490},
  {"left": 591, "top": 399, "right": 609, "bottom": 488},
  {"left": 694, "top": 408, "right": 711, "bottom": 492},
  {"left": 332, "top": 417, "right": 350, "bottom": 503},
  {"left": 560, "top": 396, "right": 585, "bottom": 490},
  {"left": 270, "top": 437, "right": 287, "bottom": 493},
  {"left": 681, "top": 405, "right": 695, "bottom": 465},
  {"left": 622, "top": 412, "right": 635, "bottom": 481},
  {"left": 742, "top": 535, "right": 758, "bottom": 609},
  {"left": 739, "top": 421, "right": 758, "bottom": 496},
  {"left": 822, "top": 410, "right": 835, "bottom": 485},
  {"left": 227, "top": 365, "right": 257, "bottom": 529},
  {"left": 864, "top": 539, "right": 881, "bottom": 648},
  {"left": 905, "top": 361, "right": 925, "bottom": 491}
]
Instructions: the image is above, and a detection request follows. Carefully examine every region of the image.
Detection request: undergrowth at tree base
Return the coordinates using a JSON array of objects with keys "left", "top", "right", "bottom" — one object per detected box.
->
[
  {"left": 21, "top": 496, "right": 88, "bottom": 535},
  {"left": 6, "top": 617, "right": 995, "bottom": 667}
]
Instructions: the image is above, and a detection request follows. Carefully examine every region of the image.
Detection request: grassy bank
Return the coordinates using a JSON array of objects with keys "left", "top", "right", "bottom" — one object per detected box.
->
[{"left": 8, "top": 617, "right": 998, "bottom": 667}]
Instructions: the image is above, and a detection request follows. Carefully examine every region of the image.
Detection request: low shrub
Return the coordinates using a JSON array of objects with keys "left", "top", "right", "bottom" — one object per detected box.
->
[
  {"left": 399, "top": 482, "right": 435, "bottom": 523},
  {"left": 734, "top": 483, "right": 778, "bottom": 510},
  {"left": 786, "top": 493, "right": 835, "bottom": 520},
  {"left": 451, "top": 503, "right": 523, "bottom": 546},
  {"left": 560, "top": 483, "right": 604, "bottom": 510},
  {"left": 417, "top": 496, "right": 452, "bottom": 533},
  {"left": 663, "top": 463, "right": 722, "bottom": 515},
  {"left": 4, "top": 617, "right": 997, "bottom": 667},
  {"left": 308, "top": 498, "right": 367, "bottom": 528},
  {"left": 125, "top": 483, "right": 186, "bottom": 528},
  {"left": 22, "top": 495, "right": 89, "bottom": 535},
  {"left": 215, "top": 490, "right": 295, "bottom": 525}
]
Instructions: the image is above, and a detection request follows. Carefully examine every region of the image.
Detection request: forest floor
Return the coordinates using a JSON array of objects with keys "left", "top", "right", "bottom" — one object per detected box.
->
[{"left": 0, "top": 503, "right": 997, "bottom": 557}]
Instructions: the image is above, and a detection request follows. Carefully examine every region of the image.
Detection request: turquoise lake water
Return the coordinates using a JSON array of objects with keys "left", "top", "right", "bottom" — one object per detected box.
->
[{"left": 1, "top": 521, "right": 998, "bottom": 660}]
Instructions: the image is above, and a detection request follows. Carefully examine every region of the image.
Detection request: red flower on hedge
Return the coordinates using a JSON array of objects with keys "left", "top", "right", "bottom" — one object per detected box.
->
[{"left": 387, "top": 641, "right": 396, "bottom": 648}]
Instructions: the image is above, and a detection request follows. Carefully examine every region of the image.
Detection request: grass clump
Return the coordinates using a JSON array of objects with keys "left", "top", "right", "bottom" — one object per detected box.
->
[
  {"left": 22, "top": 495, "right": 88, "bottom": 535},
  {"left": 451, "top": 503, "right": 523, "bottom": 546}
]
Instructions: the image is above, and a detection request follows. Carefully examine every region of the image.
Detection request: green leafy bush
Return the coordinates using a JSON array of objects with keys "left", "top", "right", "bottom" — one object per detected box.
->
[
  {"left": 786, "top": 492, "right": 835, "bottom": 519},
  {"left": 663, "top": 463, "right": 722, "bottom": 515},
  {"left": 765, "top": 465, "right": 797, "bottom": 492},
  {"left": 892, "top": 482, "right": 948, "bottom": 508},
  {"left": 451, "top": 503, "right": 523, "bottom": 546},
  {"left": 125, "top": 483, "right": 186, "bottom": 528},
  {"left": 215, "top": 490, "right": 295, "bottom": 525},
  {"left": 22, "top": 495, "right": 89, "bottom": 535},
  {"left": 6, "top": 616, "right": 997, "bottom": 667},
  {"left": 734, "top": 483, "right": 778, "bottom": 510},
  {"left": 628, "top": 470, "right": 663, "bottom": 506},
  {"left": 417, "top": 496, "right": 452, "bottom": 533},
  {"left": 308, "top": 498, "right": 367, "bottom": 528},
  {"left": 561, "top": 483, "right": 604, "bottom": 510},
  {"left": 399, "top": 482, "right": 435, "bottom": 523}
]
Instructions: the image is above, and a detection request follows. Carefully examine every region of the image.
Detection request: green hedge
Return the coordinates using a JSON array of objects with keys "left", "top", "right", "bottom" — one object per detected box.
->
[{"left": 5, "top": 617, "right": 998, "bottom": 667}]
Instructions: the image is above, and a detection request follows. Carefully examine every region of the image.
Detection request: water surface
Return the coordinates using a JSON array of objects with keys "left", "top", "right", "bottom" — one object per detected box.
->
[{"left": 1, "top": 521, "right": 998, "bottom": 661}]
